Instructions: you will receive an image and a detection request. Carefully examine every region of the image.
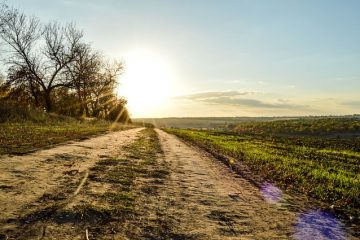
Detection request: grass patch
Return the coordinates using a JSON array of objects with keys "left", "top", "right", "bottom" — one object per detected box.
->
[
  {"left": 0, "top": 116, "right": 135, "bottom": 155},
  {"left": 64, "top": 204, "right": 113, "bottom": 223},
  {"left": 84, "top": 128, "right": 164, "bottom": 218},
  {"left": 166, "top": 128, "right": 360, "bottom": 220}
]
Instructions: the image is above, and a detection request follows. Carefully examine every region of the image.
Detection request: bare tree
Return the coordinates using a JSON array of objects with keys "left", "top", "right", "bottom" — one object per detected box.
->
[
  {"left": 6, "top": 65, "right": 42, "bottom": 106},
  {"left": 65, "top": 44, "right": 124, "bottom": 118},
  {"left": 0, "top": 71, "right": 6, "bottom": 99},
  {"left": 65, "top": 43, "right": 101, "bottom": 116},
  {"left": 89, "top": 59, "right": 123, "bottom": 118},
  {"left": 0, "top": 71, "right": 3, "bottom": 84},
  {"left": 0, "top": 7, "right": 83, "bottom": 111},
  {"left": 0, "top": 4, "right": 130, "bottom": 122}
]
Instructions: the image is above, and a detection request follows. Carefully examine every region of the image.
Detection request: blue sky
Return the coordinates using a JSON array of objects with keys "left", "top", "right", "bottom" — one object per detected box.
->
[{"left": 7, "top": 0, "right": 360, "bottom": 117}]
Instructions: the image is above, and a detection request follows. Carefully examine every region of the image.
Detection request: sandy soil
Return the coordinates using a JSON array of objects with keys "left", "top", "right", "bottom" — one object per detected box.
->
[{"left": 0, "top": 128, "right": 142, "bottom": 235}]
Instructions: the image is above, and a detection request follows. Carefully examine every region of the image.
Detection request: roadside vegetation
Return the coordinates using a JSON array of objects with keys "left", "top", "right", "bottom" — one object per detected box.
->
[
  {"left": 0, "top": 105, "right": 134, "bottom": 155},
  {"left": 166, "top": 122, "right": 360, "bottom": 220}
]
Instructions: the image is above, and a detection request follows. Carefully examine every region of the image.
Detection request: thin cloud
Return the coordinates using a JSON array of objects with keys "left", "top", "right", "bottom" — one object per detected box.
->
[
  {"left": 177, "top": 91, "right": 255, "bottom": 100},
  {"left": 201, "top": 97, "right": 308, "bottom": 109},
  {"left": 342, "top": 101, "right": 360, "bottom": 107},
  {"left": 176, "top": 91, "right": 309, "bottom": 110}
]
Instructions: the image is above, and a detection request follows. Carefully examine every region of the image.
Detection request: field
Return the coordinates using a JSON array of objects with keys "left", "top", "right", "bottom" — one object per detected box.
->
[
  {"left": 134, "top": 116, "right": 298, "bottom": 129},
  {"left": 135, "top": 115, "right": 360, "bottom": 131},
  {"left": 232, "top": 117, "right": 360, "bottom": 137},
  {"left": 165, "top": 119, "right": 360, "bottom": 219},
  {"left": 0, "top": 106, "right": 134, "bottom": 155}
]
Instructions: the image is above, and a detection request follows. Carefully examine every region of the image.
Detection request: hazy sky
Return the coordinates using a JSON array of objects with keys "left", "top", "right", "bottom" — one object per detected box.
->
[{"left": 8, "top": 0, "right": 360, "bottom": 117}]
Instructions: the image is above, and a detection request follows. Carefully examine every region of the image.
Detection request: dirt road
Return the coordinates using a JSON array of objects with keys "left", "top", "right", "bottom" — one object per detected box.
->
[
  {"left": 0, "top": 128, "right": 142, "bottom": 235},
  {"left": 146, "top": 129, "right": 298, "bottom": 239},
  {"left": 0, "top": 128, "right": 357, "bottom": 239}
]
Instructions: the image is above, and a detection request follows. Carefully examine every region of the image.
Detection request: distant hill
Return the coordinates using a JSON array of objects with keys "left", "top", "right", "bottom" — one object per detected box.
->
[
  {"left": 133, "top": 117, "right": 298, "bottom": 129},
  {"left": 134, "top": 115, "right": 360, "bottom": 133}
]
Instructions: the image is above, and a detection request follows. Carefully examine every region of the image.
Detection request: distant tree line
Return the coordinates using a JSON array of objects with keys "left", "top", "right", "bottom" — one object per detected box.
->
[
  {"left": 0, "top": 2, "right": 130, "bottom": 123},
  {"left": 232, "top": 118, "right": 360, "bottom": 135}
]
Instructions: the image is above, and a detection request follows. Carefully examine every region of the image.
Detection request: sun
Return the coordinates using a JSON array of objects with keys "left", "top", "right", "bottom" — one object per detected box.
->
[{"left": 118, "top": 49, "right": 178, "bottom": 117}]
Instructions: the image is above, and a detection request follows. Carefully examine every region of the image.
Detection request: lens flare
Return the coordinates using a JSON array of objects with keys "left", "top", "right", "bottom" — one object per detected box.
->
[
  {"left": 293, "top": 210, "right": 346, "bottom": 240},
  {"left": 260, "top": 182, "right": 283, "bottom": 203}
]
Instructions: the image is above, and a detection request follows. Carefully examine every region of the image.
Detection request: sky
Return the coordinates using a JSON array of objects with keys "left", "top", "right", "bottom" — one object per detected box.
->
[{"left": 6, "top": 0, "right": 360, "bottom": 117}]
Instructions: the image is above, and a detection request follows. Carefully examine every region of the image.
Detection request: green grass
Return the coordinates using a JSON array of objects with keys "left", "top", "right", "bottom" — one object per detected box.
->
[
  {"left": 88, "top": 128, "right": 164, "bottom": 213},
  {"left": 166, "top": 128, "right": 360, "bottom": 219},
  {"left": 233, "top": 117, "right": 360, "bottom": 136},
  {"left": 0, "top": 116, "right": 134, "bottom": 155}
]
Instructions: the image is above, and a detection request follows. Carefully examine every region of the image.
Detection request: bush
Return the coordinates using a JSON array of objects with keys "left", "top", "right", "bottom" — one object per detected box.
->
[
  {"left": 0, "top": 102, "right": 65, "bottom": 123},
  {"left": 0, "top": 103, "right": 32, "bottom": 123}
]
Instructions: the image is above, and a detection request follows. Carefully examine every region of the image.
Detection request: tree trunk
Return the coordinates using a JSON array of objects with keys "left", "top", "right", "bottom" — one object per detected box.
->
[
  {"left": 85, "top": 102, "right": 90, "bottom": 117},
  {"left": 44, "top": 90, "right": 52, "bottom": 112},
  {"left": 78, "top": 95, "right": 84, "bottom": 116}
]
